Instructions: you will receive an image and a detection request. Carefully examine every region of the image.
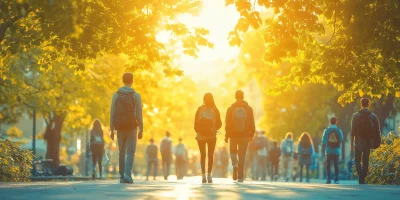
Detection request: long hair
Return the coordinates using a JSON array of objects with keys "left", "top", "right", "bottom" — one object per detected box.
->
[
  {"left": 285, "top": 132, "right": 293, "bottom": 140},
  {"left": 92, "top": 119, "right": 103, "bottom": 134},
  {"left": 203, "top": 93, "right": 217, "bottom": 108},
  {"left": 298, "top": 132, "right": 313, "bottom": 148}
]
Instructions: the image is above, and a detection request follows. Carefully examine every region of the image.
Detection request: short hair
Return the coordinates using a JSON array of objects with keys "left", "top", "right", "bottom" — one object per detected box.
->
[
  {"left": 273, "top": 141, "right": 278, "bottom": 147},
  {"left": 122, "top": 72, "right": 133, "bottom": 84},
  {"left": 361, "top": 98, "right": 370, "bottom": 107},
  {"left": 235, "top": 90, "right": 244, "bottom": 100},
  {"left": 166, "top": 131, "right": 171, "bottom": 137},
  {"left": 330, "top": 117, "right": 337, "bottom": 125},
  {"left": 179, "top": 138, "right": 182, "bottom": 142},
  {"left": 285, "top": 132, "right": 293, "bottom": 139},
  {"left": 150, "top": 138, "right": 154, "bottom": 143}
]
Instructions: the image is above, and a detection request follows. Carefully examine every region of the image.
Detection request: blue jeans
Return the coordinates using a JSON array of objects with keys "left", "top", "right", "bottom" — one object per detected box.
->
[{"left": 117, "top": 129, "right": 137, "bottom": 178}]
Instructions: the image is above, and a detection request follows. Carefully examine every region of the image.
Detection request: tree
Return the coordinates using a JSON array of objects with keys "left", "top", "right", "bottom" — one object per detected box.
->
[
  {"left": 1, "top": 0, "right": 214, "bottom": 167},
  {"left": 226, "top": 0, "right": 400, "bottom": 104}
]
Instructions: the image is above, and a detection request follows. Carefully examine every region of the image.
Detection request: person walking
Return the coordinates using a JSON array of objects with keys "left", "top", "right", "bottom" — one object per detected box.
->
[
  {"left": 322, "top": 117, "right": 344, "bottom": 184},
  {"left": 194, "top": 93, "right": 222, "bottom": 183},
  {"left": 269, "top": 141, "right": 281, "bottom": 181},
  {"left": 145, "top": 138, "right": 158, "bottom": 181},
  {"left": 110, "top": 72, "right": 143, "bottom": 184},
  {"left": 175, "top": 138, "right": 188, "bottom": 180},
  {"left": 225, "top": 90, "right": 256, "bottom": 183},
  {"left": 297, "top": 132, "right": 314, "bottom": 182},
  {"left": 90, "top": 119, "right": 105, "bottom": 179},
  {"left": 351, "top": 98, "right": 381, "bottom": 184},
  {"left": 281, "top": 132, "right": 295, "bottom": 182},
  {"left": 160, "top": 131, "right": 173, "bottom": 180},
  {"left": 255, "top": 130, "right": 268, "bottom": 181}
]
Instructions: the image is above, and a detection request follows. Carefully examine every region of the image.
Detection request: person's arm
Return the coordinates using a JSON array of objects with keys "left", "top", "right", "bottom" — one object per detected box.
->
[
  {"left": 194, "top": 107, "right": 200, "bottom": 133},
  {"left": 110, "top": 93, "right": 117, "bottom": 131},
  {"left": 134, "top": 93, "right": 143, "bottom": 136},
  {"left": 350, "top": 114, "right": 357, "bottom": 149},
  {"left": 225, "top": 107, "right": 233, "bottom": 140},
  {"left": 215, "top": 108, "right": 222, "bottom": 130},
  {"left": 248, "top": 106, "right": 256, "bottom": 138},
  {"left": 372, "top": 114, "right": 381, "bottom": 133}
]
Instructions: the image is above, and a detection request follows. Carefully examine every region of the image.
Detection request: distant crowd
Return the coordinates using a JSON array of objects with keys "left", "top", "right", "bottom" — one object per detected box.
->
[{"left": 89, "top": 72, "right": 381, "bottom": 185}]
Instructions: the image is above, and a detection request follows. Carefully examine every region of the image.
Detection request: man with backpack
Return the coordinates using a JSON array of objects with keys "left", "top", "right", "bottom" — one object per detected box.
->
[
  {"left": 225, "top": 90, "right": 256, "bottom": 183},
  {"left": 351, "top": 98, "right": 381, "bottom": 184},
  {"left": 145, "top": 138, "right": 158, "bottom": 181},
  {"left": 322, "top": 117, "right": 344, "bottom": 184},
  {"left": 160, "top": 131, "right": 173, "bottom": 180},
  {"left": 175, "top": 138, "right": 187, "bottom": 180},
  {"left": 110, "top": 72, "right": 143, "bottom": 184},
  {"left": 281, "top": 132, "right": 295, "bottom": 182}
]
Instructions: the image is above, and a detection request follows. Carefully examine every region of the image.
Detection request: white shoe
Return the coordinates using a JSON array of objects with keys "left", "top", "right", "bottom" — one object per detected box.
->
[{"left": 124, "top": 174, "right": 134, "bottom": 184}]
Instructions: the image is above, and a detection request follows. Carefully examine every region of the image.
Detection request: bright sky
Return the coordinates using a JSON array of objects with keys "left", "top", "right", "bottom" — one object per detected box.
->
[{"left": 159, "top": 0, "right": 240, "bottom": 86}]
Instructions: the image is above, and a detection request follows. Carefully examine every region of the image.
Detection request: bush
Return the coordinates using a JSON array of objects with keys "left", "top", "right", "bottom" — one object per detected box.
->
[
  {"left": 366, "top": 138, "right": 400, "bottom": 185},
  {"left": 0, "top": 139, "right": 34, "bottom": 182}
]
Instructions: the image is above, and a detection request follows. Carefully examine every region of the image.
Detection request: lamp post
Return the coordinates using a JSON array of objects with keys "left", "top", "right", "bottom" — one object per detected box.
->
[{"left": 32, "top": 108, "right": 36, "bottom": 156}]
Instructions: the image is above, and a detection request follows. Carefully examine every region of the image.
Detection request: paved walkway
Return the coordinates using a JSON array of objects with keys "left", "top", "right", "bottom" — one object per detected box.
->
[{"left": 1, "top": 177, "right": 399, "bottom": 200}]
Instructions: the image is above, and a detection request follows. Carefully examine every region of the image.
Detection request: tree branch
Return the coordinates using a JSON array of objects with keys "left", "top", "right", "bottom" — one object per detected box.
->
[{"left": 0, "top": 3, "right": 31, "bottom": 43}]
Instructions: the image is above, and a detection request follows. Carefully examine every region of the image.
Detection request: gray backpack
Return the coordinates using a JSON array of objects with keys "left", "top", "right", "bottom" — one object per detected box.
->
[{"left": 232, "top": 106, "right": 247, "bottom": 133}]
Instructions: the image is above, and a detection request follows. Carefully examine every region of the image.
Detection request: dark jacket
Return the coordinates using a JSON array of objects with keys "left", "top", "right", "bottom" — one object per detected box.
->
[
  {"left": 351, "top": 108, "right": 380, "bottom": 151},
  {"left": 225, "top": 100, "right": 256, "bottom": 138},
  {"left": 269, "top": 147, "right": 281, "bottom": 165},
  {"left": 194, "top": 105, "right": 222, "bottom": 140}
]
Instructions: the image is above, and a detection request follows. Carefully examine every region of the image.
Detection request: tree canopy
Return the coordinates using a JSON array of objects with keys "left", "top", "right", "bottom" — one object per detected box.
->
[{"left": 226, "top": 0, "right": 400, "bottom": 104}]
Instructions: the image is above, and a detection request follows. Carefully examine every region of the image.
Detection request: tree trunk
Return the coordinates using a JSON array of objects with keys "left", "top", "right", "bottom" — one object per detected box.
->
[{"left": 44, "top": 114, "right": 65, "bottom": 168}]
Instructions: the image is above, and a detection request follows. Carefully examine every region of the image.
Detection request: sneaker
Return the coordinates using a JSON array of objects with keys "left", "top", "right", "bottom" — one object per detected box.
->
[
  {"left": 326, "top": 180, "right": 331, "bottom": 184},
  {"left": 237, "top": 179, "right": 244, "bottom": 183},
  {"left": 120, "top": 178, "right": 125, "bottom": 183},
  {"left": 123, "top": 174, "right": 134, "bottom": 184},
  {"left": 202, "top": 174, "right": 207, "bottom": 183},
  {"left": 207, "top": 175, "right": 213, "bottom": 183},
  {"left": 233, "top": 167, "right": 238, "bottom": 181},
  {"left": 334, "top": 180, "right": 339, "bottom": 184},
  {"left": 285, "top": 178, "right": 289, "bottom": 182}
]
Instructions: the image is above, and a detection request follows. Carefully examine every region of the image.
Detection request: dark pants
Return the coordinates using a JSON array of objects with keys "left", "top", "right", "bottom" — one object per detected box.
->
[
  {"left": 162, "top": 155, "right": 171, "bottom": 179},
  {"left": 326, "top": 154, "right": 339, "bottom": 181},
  {"left": 197, "top": 139, "right": 216, "bottom": 174},
  {"left": 299, "top": 165, "right": 310, "bottom": 181},
  {"left": 91, "top": 144, "right": 104, "bottom": 177},
  {"left": 230, "top": 137, "right": 249, "bottom": 180},
  {"left": 355, "top": 146, "right": 371, "bottom": 184},
  {"left": 146, "top": 159, "right": 158, "bottom": 179},
  {"left": 271, "top": 162, "right": 279, "bottom": 181},
  {"left": 175, "top": 156, "right": 186, "bottom": 179}
]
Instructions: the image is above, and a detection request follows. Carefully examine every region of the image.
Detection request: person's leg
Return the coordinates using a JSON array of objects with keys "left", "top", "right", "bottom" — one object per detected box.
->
[
  {"left": 282, "top": 156, "right": 288, "bottom": 181},
  {"left": 146, "top": 160, "right": 151, "bottom": 180},
  {"left": 124, "top": 129, "right": 137, "bottom": 179},
  {"left": 354, "top": 148, "right": 363, "bottom": 183},
  {"left": 287, "top": 157, "right": 293, "bottom": 181},
  {"left": 237, "top": 138, "right": 249, "bottom": 181},
  {"left": 362, "top": 147, "right": 371, "bottom": 183},
  {"left": 166, "top": 158, "right": 171, "bottom": 178},
  {"left": 299, "top": 165, "right": 303, "bottom": 181},
  {"left": 333, "top": 155, "right": 339, "bottom": 182},
  {"left": 98, "top": 149, "right": 103, "bottom": 178},
  {"left": 261, "top": 156, "right": 267, "bottom": 180},
  {"left": 91, "top": 149, "right": 97, "bottom": 178},
  {"left": 197, "top": 140, "right": 207, "bottom": 182},
  {"left": 230, "top": 138, "right": 239, "bottom": 181},
  {"left": 197, "top": 140, "right": 206, "bottom": 174},
  {"left": 275, "top": 163, "right": 279, "bottom": 181},
  {"left": 306, "top": 165, "right": 310, "bottom": 182},
  {"left": 326, "top": 155, "right": 332, "bottom": 181},
  {"left": 117, "top": 132, "right": 128, "bottom": 180},
  {"left": 207, "top": 139, "right": 217, "bottom": 174},
  {"left": 153, "top": 160, "right": 158, "bottom": 180}
]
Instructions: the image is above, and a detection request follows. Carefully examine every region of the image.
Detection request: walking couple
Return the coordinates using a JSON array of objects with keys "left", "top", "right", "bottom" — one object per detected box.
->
[{"left": 194, "top": 90, "right": 255, "bottom": 183}]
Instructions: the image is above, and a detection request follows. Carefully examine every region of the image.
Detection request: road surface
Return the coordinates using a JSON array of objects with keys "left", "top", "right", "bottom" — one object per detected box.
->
[{"left": 0, "top": 177, "right": 399, "bottom": 200}]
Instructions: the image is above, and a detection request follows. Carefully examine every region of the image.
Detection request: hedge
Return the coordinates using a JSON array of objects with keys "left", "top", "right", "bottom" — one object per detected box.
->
[{"left": 0, "top": 139, "right": 34, "bottom": 182}]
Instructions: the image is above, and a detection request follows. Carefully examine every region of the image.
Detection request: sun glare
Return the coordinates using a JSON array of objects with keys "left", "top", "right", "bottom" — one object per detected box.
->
[{"left": 158, "top": 0, "right": 240, "bottom": 85}]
